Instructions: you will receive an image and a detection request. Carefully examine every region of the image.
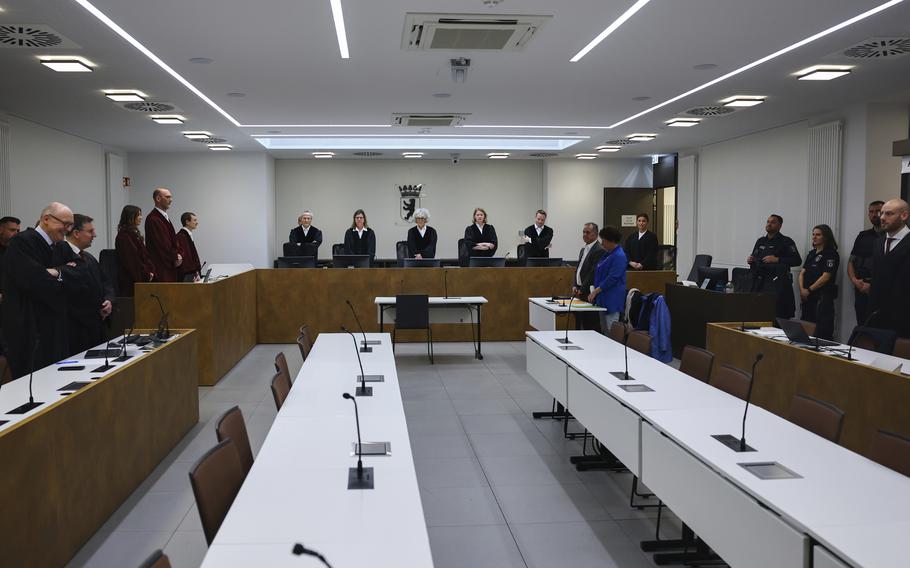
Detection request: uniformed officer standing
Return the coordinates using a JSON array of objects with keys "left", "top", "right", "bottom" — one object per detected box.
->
[
  {"left": 847, "top": 200, "right": 884, "bottom": 323},
  {"left": 747, "top": 214, "right": 803, "bottom": 319},
  {"left": 798, "top": 224, "right": 839, "bottom": 340}
]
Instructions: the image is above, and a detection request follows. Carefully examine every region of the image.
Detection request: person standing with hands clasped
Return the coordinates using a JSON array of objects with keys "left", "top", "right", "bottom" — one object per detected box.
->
[
  {"left": 798, "top": 224, "right": 839, "bottom": 340},
  {"left": 464, "top": 208, "right": 498, "bottom": 258},
  {"left": 145, "top": 187, "right": 182, "bottom": 282},
  {"left": 588, "top": 226, "right": 627, "bottom": 334}
]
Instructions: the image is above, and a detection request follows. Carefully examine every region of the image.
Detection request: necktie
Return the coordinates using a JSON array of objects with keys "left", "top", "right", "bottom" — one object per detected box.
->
[
  {"left": 886, "top": 238, "right": 896, "bottom": 253},
  {"left": 79, "top": 251, "right": 86, "bottom": 261}
]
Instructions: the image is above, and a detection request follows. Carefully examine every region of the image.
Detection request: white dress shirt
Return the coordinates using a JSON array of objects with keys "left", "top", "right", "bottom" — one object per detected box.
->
[
  {"left": 417, "top": 226, "right": 427, "bottom": 237},
  {"left": 355, "top": 228, "right": 366, "bottom": 238},
  {"left": 35, "top": 226, "right": 53, "bottom": 246},
  {"left": 155, "top": 207, "right": 170, "bottom": 223}
]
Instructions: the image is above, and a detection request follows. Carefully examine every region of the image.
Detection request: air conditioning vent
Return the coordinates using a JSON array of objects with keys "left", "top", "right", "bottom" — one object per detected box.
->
[
  {"left": 685, "top": 105, "right": 736, "bottom": 117},
  {"left": 602, "top": 139, "right": 641, "bottom": 146},
  {"left": 0, "top": 24, "right": 79, "bottom": 49},
  {"left": 120, "top": 102, "right": 181, "bottom": 113},
  {"left": 192, "top": 137, "right": 227, "bottom": 144},
  {"left": 840, "top": 37, "right": 910, "bottom": 59},
  {"left": 392, "top": 113, "right": 470, "bottom": 127},
  {"left": 402, "top": 13, "right": 550, "bottom": 51},
  {"left": 353, "top": 151, "right": 383, "bottom": 157},
  {"left": 529, "top": 152, "right": 559, "bottom": 158}
]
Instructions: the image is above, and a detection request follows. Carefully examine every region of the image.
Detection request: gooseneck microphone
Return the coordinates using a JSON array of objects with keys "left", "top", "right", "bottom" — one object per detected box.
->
[
  {"left": 9, "top": 336, "right": 43, "bottom": 414},
  {"left": 608, "top": 323, "right": 634, "bottom": 381},
  {"left": 556, "top": 296, "right": 574, "bottom": 344},
  {"left": 115, "top": 326, "right": 134, "bottom": 362},
  {"left": 343, "top": 392, "right": 374, "bottom": 490},
  {"left": 739, "top": 352, "right": 764, "bottom": 451},
  {"left": 292, "top": 543, "right": 332, "bottom": 567},
  {"left": 150, "top": 294, "right": 170, "bottom": 341},
  {"left": 342, "top": 326, "right": 371, "bottom": 396},
  {"left": 92, "top": 338, "right": 116, "bottom": 373},
  {"left": 346, "top": 299, "right": 377, "bottom": 350},
  {"left": 846, "top": 310, "right": 880, "bottom": 361}
]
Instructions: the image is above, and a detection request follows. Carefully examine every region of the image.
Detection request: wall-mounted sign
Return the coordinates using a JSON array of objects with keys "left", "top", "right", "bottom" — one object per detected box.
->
[
  {"left": 901, "top": 156, "right": 910, "bottom": 174},
  {"left": 398, "top": 184, "right": 423, "bottom": 222},
  {"left": 621, "top": 214, "right": 636, "bottom": 227}
]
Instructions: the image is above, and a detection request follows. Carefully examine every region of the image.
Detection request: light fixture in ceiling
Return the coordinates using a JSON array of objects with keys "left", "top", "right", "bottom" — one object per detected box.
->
[
  {"left": 596, "top": 145, "right": 621, "bottom": 152},
  {"left": 38, "top": 55, "right": 94, "bottom": 72},
  {"left": 208, "top": 144, "right": 232, "bottom": 151},
  {"left": 627, "top": 133, "right": 657, "bottom": 141},
  {"left": 795, "top": 65, "right": 853, "bottom": 81},
  {"left": 150, "top": 114, "right": 186, "bottom": 125},
  {"left": 608, "top": 0, "right": 905, "bottom": 129},
  {"left": 666, "top": 118, "right": 701, "bottom": 127},
  {"left": 255, "top": 136, "right": 584, "bottom": 151},
  {"left": 312, "top": 152, "right": 335, "bottom": 159},
  {"left": 329, "top": 0, "right": 350, "bottom": 59},
  {"left": 487, "top": 152, "right": 510, "bottom": 159},
  {"left": 403, "top": 152, "right": 424, "bottom": 158},
  {"left": 103, "top": 89, "right": 147, "bottom": 102},
  {"left": 575, "top": 154, "right": 598, "bottom": 160},
  {"left": 721, "top": 95, "right": 766, "bottom": 108},
  {"left": 182, "top": 131, "right": 213, "bottom": 140},
  {"left": 570, "top": 0, "right": 650, "bottom": 62}
]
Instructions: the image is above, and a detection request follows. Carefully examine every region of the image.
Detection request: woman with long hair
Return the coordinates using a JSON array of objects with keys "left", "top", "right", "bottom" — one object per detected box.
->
[
  {"left": 115, "top": 205, "right": 155, "bottom": 296},
  {"left": 343, "top": 208, "right": 376, "bottom": 258},
  {"left": 799, "top": 224, "right": 839, "bottom": 340}
]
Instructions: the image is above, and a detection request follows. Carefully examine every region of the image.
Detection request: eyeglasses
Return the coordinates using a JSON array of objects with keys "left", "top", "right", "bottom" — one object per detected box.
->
[{"left": 48, "top": 214, "right": 74, "bottom": 229}]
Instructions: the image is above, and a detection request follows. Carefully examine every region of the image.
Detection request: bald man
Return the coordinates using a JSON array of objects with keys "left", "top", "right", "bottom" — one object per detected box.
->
[
  {"left": 1, "top": 202, "right": 73, "bottom": 379},
  {"left": 145, "top": 187, "right": 183, "bottom": 282},
  {"left": 869, "top": 198, "right": 910, "bottom": 337}
]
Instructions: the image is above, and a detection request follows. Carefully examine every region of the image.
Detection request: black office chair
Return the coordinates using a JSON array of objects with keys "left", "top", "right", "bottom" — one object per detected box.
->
[
  {"left": 731, "top": 267, "right": 753, "bottom": 293},
  {"left": 396, "top": 240, "right": 409, "bottom": 267},
  {"left": 687, "top": 254, "right": 712, "bottom": 282},
  {"left": 847, "top": 326, "right": 897, "bottom": 355},
  {"left": 283, "top": 242, "right": 302, "bottom": 257},
  {"left": 332, "top": 243, "right": 344, "bottom": 256},
  {"left": 393, "top": 294, "right": 433, "bottom": 363},
  {"left": 517, "top": 243, "right": 528, "bottom": 265},
  {"left": 457, "top": 238, "right": 469, "bottom": 267}
]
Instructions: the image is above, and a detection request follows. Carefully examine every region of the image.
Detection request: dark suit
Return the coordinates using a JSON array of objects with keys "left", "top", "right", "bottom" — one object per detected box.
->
[
  {"left": 145, "top": 208, "right": 179, "bottom": 282},
  {"left": 0, "top": 228, "right": 67, "bottom": 379},
  {"left": 464, "top": 224, "right": 498, "bottom": 257},
  {"left": 343, "top": 228, "right": 376, "bottom": 256},
  {"left": 54, "top": 243, "right": 114, "bottom": 354},
  {"left": 869, "top": 231, "right": 910, "bottom": 337},
  {"left": 289, "top": 225, "right": 323, "bottom": 251},
  {"left": 624, "top": 230, "right": 659, "bottom": 270},
  {"left": 406, "top": 226, "right": 437, "bottom": 258},
  {"left": 575, "top": 243, "right": 605, "bottom": 330},
  {"left": 176, "top": 228, "right": 201, "bottom": 281},
  {"left": 115, "top": 229, "right": 155, "bottom": 296},
  {"left": 523, "top": 225, "right": 553, "bottom": 258}
]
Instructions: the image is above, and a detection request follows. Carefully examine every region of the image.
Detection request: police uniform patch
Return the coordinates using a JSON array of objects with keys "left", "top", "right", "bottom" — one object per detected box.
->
[{"left": 827, "top": 259, "right": 835, "bottom": 268}]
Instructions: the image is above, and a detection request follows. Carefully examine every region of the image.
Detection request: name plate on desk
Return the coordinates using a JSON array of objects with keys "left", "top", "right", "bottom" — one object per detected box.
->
[
  {"left": 357, "top": 374, "right": 385, "bottom": 383},
  {"left": 58, "top": 381, "right": 91, "bottom": 392},
  {"left": 353, "top": 441, "right": 392, "bottom": 456},
  {"left": 739, "top": 461, "right": 802, "bottom": 480}
]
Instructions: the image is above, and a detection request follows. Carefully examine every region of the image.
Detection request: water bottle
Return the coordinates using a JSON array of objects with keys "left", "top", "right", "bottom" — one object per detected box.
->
[{"left": 724, "top": 281, "right": 734, "bottom": 294}]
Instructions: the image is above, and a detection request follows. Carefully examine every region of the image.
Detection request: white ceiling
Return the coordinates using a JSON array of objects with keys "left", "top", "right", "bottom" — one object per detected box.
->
[{"left": 2, "top": 0, "right": 910, "bottom": 159}]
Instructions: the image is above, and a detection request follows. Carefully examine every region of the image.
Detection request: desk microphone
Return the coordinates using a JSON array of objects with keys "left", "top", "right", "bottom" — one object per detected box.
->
[
  {"left": 343, "top": 392, "right": 374, "bottom": 489},
  {"left": 8, "top": 335, "right": 43, "bottom": 414},
  {"left": 342, "top": 326, "right": 371, "bottom": 396},
  {"left": 610, "top": 324, "right": 634, "bottom": 381},
  {"left": 116, "top": 326, "right": 134, "bottom": 362},
  {"left": 739, "top": 353, "right": 764, "bottom": 451},
  {"left": 292, "top": 543, "right": 332, "bottom": 567},
  {"left": 345, "top": 299, "right": 377, "bottom": 350},
  {"left": 150, "top": 294, "right": 170, "bottom": 341},
  {"left": 556, "top": 296, "right": 574, "bottom": 344},
  {"left": 845, "top": 310, "right": 880, "bottom": 361},
  {"left": 91, "top": 338, "right": 116, "bottom": 373}
]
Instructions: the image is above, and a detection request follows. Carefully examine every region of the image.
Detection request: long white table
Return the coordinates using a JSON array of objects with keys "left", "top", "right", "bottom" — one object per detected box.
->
[
  {"left": 375, "top": 295, "right": 487, "bottom": 359},
  {"left": 202, "top": 332, "right": 433, "bottom": 568},
  {"left": 526, "top": 330, "right": 910, "bottom": 568},
  {"left": 527, "top": 296, "right": 605, "bottom": 331}
]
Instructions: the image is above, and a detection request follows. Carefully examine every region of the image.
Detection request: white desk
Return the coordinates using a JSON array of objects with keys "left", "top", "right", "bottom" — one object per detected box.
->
[
  {"left": 202, "top": 333, "right": 433, "bottom": 568},
  {"left": 375, "top": 296, "right": 487, "bottom": 359},
  {"left": 528, "top": 296, "right": 605, "bottom": 331},
  {"left": 201, "top": 262, "right": 254, "bottom": 281}
]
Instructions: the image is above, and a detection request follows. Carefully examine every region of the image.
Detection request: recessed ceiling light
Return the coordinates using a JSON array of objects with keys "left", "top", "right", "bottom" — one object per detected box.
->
[
  {"left": 721, "top": 95, "right": 766, "bottom": 107},
  {"left": 103, "top": 89, "right": 147, "bottom": 102},
  {"left": 267, "top": 130, "right": 282, "bottom": 134},
  {"left": 487, "top": 153, "right": 510, "bottom": 159},
  {"left": 628, "top": 133, "right": 657, "bottom": 141},
  {"left": 595, "top": 145, "right": 621, "bottom": 152},
  {"left": 570, "top": 0, "right": 651, "bottom": 62},
  {"left": 182, "top": 131, "right": 213, "bottom": 140},
  {"left": 402, "top": 152, "right": 424, "bottom": 156},
  {"left": 329, "top": 0, "right": 350, "bottom": 59},
  {"left": 693, "top": 63, "right": 718, "bottom": 70},
  {"left": 226, "top": 92, "right": 246, "bottom": 97},
  {"left": 633, "top": 96, "right": 651, "bottom": 101},
  {"left": 795, "top": 65, "right": 853, "bottom": 81},
  {"left": 189, "top": 57, "right": 213, "bottom": 64},
  {"left": 666, "top": 118, "right": 701, "bottom": 127},
  {"left": 38, "top": 56, "right": 95, "bottom": 72},
  {"left": 312, "top": 152, "right": 335, "bottom": 159},
  {"left": 575, "top": 154, "right": 598, "bottom": 160},
  {"left": 150, "top": 114, "right": 186, "bottom": 125},
  {"left": 432, "top": 93, "right": 452, "bottom": 99},
  {"left": 208, "top": 144, "right": 232, "bottom": 151}
]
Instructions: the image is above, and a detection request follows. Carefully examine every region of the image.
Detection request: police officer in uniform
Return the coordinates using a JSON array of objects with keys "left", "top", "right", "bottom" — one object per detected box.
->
[
  {"left": 747, "top": 214, "right": 802, "bottom": 319},
  {"left": 798, "top": 224, "right": 839, "bottom": 340},
  {"left": 847, "top": 200, "right": 883, "bottom": 323}
]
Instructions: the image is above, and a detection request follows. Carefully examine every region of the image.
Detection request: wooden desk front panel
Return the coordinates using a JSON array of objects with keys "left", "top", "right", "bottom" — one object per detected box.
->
[
  {"left": 0, "top": 331, "right": 199, "bottom": 568},
  {"left": 135, "top": 271, "right": 257, "bottom": 385},
  {"left": 706, "top": 323, "right": 910, "bottom": 457}
]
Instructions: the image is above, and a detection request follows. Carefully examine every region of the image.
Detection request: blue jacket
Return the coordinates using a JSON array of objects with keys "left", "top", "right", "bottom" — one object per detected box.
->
[
  {"left": 647, "top": 295, "right": 673, "bottom": 363},
  {"left": 593, "top": 246, "right": 627, "bottom": 313}
]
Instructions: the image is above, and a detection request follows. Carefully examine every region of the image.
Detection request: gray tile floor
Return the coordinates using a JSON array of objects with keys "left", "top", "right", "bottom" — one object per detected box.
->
[{"left": 67, "top": 341, "right": 682, "bottom": 568}]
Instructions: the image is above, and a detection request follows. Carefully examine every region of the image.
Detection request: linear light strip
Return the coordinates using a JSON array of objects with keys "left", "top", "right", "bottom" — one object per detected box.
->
[
  {"left": 607, "top": 0, "right": 905, "bottom": 129},
  {"left": 71, "top": 0, "right": 242, "bottom": 126},
  {"left": 330, "top": 0, "right": 350, "bottom": 59},
  {"left": 251, "top": 134, "right": 589, "bottom": 139},
  {"left": 570, "top": 0, "right": 651, "bottom": 62}
]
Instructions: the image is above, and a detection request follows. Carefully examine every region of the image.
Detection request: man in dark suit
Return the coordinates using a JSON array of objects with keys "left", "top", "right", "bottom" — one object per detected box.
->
[
  {"left": 288, "top": 210, "right": 323, "bottom": 255},
  {"left": 523, "top": 209, "right": 553, "bottom": 258},
  {"left": 573, "top": 222, "right": 605, "bottom": 330},
  {"left": 176, "top": 211, "right": 202, "bottom": 281},
  {"left": 54, "top": 214, "right": 114, "bottom": 354},
  {"left": 1, "top": 203, "right": 72, "bottom": 378},
  {"left": 869, "top": 198, "right": 910, "bottom": 337},
  {"left": 624, "top": 213, "right": 659, "bottom": 270},
  {"left": 0, "top": 215, "right": 21, "bottom": 355},
  {"left": 145, "top": 187, "right": 182, "bottom": 282}
]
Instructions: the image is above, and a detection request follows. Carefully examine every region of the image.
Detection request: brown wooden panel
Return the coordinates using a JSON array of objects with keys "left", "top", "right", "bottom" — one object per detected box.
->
[
  {"left": 706, "top": 323, "right": 910, "bottom": 459},
  {"left": 135, "top": 271, "right": 256, "bottom": 385},
  {"left": 0, "top": 331, "right": 198, "bottom": 568},
  {"left": 628, "top": 270, "right": 677, "bottom": 294}
]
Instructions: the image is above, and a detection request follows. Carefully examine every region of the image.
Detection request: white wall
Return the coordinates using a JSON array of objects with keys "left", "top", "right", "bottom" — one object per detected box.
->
[
  {"left": 676, "top": 154, "right": 697, "bottom": 278},
  {"left": 127, "top": 152, "right": 275, "bottom": 268},
  {"left": 7, "top": 115, "right": 123, "bottom": 248}
]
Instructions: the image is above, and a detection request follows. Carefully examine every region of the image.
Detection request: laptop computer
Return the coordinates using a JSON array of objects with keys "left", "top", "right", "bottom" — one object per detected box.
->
[{"left": 776, "top": 318, "right": 841, "bottom": 348}]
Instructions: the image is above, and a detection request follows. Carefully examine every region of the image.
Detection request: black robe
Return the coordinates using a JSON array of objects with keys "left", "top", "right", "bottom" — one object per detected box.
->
[
  {"left": 464, "top": 224, "right": 498, "bottom": 258},
  {"left": 406, "top": 226, "right": 437, "bottom": 258},
  {"left": 343, "top": 228, "right": 376, "bottom": 256},
  {"left": 624, "top": 230, "right": 659, "bottom": 270},
  {"left": 869, "top": 231, "right": 910, "bottom": 337},
  {"left": 523, "top": 225, "right": 553, "bottom": 258},
  {"left": 54, "top": 243, "right": 115, "bottom": 355}
]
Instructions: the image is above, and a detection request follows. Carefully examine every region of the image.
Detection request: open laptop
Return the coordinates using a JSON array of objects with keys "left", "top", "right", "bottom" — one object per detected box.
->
[{"left": 776, "top": 318, "right": 841, "bottom": 348}]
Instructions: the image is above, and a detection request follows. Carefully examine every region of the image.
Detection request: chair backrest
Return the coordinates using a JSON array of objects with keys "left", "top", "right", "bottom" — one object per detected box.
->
[
  {"left": 848, "top": 326, "right": 897, "bottom": 354},
  {"left": 395, "top": 295, "right": 430, "bottom": 329},
  {"left": 297, "top": 325, "right": 314, "bottom": 361},
  {"left": 517, "top": 243, "right": 528, "bottom": 261},
  {"left": 332, "top": 243, "right": 344, "bottom": 256},
  {"left": 274, "top": 352, "right": 290, "bottom": 383},
  {"left": 893, "top": 337, "right": 910, "bottom": 359},
  {"left": 710, "top": 364, "right": 752, "bottom": 400},
  {"left": 788, "top": 394, "right": 845, "bottom": 443},
  {"left": 396, "top": 240, "right": 408, "bottom": 261},
  {"left": 869, "top": 429, "right": 910, "bottom": 477},
  {"left": 687, "top": 254, "right": 712, "bottom": 282},
  {"left": 99, "top": 248, "right": 120, "bottom": 296},
  {"left": 730, "top": 267, "right": 753, "bottom": 293},
  {"left": 608, "top": 321, "right": 628, "bottom": 344},
  {"left": 457, "top": 238, "right": 469, "bottom": 266},
  {"left": 188, "top": 438, "right": 245, "bottom": 545},
  {"left": 679, "top": 345, "right": 714, "bottom": 382},
  {"left": 215, "top": 406, "right": 254, "bottom": 478},
  {"left": 795, "top": 319, "right": 817, "bottom": 338},
  {"left": 627, "top": 331, "right": 652, "bottom": 356},
  {"left": 283, "top": 242, "right": 301, "bottom": 257},
  {"left": 138, "top": 550, "right": 172, "bottom": 568},
  {"left": 270, "top": 371, "right": 291, "bottom": 411}
]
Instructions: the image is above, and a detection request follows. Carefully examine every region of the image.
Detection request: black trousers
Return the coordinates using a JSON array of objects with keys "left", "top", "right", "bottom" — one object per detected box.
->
[{"left": 802, "top": 292, "right": 835, "bottom": 340}]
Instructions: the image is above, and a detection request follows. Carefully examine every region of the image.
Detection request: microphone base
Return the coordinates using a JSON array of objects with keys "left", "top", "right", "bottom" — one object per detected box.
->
[
  {"left": 555, "top": 337, "right": 572, "bottom": 344},
  {"left": 8, "top": 401, "right": 44, "bottom": 414},
  {"left": 558, "top": 345, "right": 583, "bottom": 351},
  {"left": 113, "top": 355, "right": 133, "bottom": 362},
  {"left": 347, "top": 466, "right": 374, "bottom": 490},
  {"left": 359, "top": 346, "right": 373, "bottom": 353},
  {"left": 610, "top": 371, "right": 635, "bottom": 381},
  {"left": 712, "top": 434, "right": 756, "bottom": 452},
  {"left": 91, "top": 364, "right": 116, "bottom": 373},
  {"left": 355, "top": 385, "right": 373, "bottom": 397}
]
